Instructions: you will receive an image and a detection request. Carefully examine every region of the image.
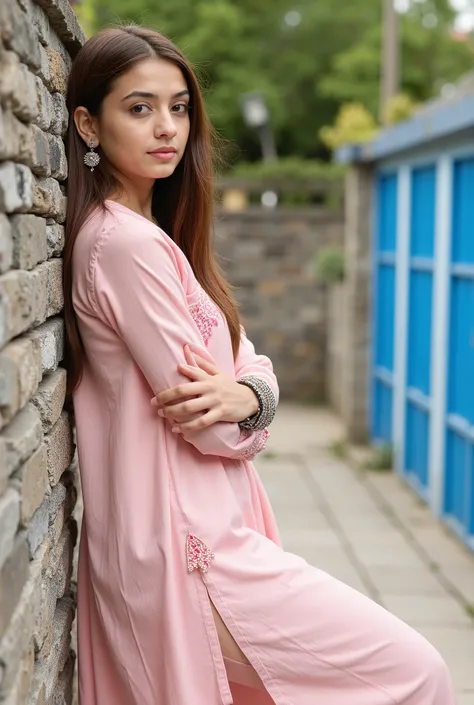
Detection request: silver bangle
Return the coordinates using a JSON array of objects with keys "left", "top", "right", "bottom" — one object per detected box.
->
[{"left": 237, "top": 375, "right": 276, "bottom": 432}]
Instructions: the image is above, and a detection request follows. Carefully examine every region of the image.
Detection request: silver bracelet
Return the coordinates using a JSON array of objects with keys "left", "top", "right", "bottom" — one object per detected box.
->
[{"left": 237, "top": 375, "right": 276, "bottom": 432}]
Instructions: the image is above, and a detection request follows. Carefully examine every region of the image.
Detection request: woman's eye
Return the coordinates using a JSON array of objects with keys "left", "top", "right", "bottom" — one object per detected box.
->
[
  {"left": 131, "top": 104, "right": 150, "bottom": 115},
  {"left": 172, "top": 103, "right": 190, "bottom": 114}
]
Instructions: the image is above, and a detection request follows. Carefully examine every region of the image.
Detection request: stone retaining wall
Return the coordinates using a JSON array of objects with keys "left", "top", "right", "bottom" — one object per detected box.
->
[
  {"left": 0, "top": 0, "right": 85, "bottom": 702},
  {"left": 215, "top": 207, "right": 344, "bottom": 401}
]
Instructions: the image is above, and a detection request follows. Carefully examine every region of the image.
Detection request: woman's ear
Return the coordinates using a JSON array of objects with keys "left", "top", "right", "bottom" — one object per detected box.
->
[{"left": 73, "top": 106, "right": 100, "bottom": 148}]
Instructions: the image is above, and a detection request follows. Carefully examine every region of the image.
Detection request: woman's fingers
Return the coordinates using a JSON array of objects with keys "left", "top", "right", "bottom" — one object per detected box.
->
[
  {"left": 158, "top": 395, "right": 213, "bottom": 420},
  {"left": 177, "top": 363, "right": 208, "bottom": 381},
  {"left": 184, "top": 344, "right": 219, "bottom": 375},
  {"left": 157, "top": 380, "right": 207, "bottom": 406},
  {"left": 174, "top": 408, "right": 222, "bottom": 432},
  {"left": 191, "top": 355, "right": 219, "bottom": 375}
]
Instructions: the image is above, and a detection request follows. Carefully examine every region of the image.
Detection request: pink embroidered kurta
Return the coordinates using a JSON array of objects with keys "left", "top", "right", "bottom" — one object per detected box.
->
[{"left": 72, "top": 201, "right": 455, "bottom": 705}]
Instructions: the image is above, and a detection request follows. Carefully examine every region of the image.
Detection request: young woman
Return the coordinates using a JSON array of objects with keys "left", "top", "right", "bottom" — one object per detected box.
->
[{"left": 64, "top": 24, "right": 456, "bottom": 705}]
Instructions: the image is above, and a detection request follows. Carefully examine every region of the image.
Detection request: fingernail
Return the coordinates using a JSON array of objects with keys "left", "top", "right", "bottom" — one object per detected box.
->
[
  {"left": 157, "top": 409, "right": 164, "bottom": 417},
  {"left": 172, "top": 426, "right": 180, "bottom": 433}
]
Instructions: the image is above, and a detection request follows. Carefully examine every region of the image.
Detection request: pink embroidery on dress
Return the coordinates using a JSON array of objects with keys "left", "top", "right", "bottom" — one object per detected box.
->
[
  {"left": 186, "top": 534, "right": 215, "bottom": 574},
  {"left": 189, "top": 288, "right": 219, "bottom": 346},
  {"left": 232, "top": 428, "right": 270, "bottom": 461}
]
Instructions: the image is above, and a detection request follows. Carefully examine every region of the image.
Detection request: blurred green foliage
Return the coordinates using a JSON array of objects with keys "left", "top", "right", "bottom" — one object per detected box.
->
[
  {"left": 229, "top": 157, "right": 345, "bottom": 181},
  {"left": 315, "top": 246, "right": 345, "bottom": 283},
  {"left": 75, "top": 0, "right": 474, "bottom": 165}
]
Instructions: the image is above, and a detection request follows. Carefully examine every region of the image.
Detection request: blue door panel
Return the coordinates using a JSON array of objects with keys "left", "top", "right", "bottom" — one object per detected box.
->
[
  {"left": 444, "top": 155, "right": 474, "bottom": 546},
  {"left": 372, "top": 171, "right": 398, "bottom": 443},
  {"left": 373, "top": 380, "right": 393, "bottom": 443},
  {"left": 407, "top": 270, "right": 433, "bottom": 396},
  {"left": 444, "top": 430, "right": 469, "bottom": 527},
  {"left": 405, "top": 402, "right": 429, "bottom": 487}
]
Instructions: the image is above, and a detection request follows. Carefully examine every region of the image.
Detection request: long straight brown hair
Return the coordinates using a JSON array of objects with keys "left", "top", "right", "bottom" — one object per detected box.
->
[{"left": 64, "top": 25, "right": 241, "bottom": 393}]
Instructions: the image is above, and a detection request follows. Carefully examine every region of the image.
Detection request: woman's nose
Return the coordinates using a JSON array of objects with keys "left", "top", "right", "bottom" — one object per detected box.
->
[{"left": 154, "top": 110, "right": 178, "bottom": 137}]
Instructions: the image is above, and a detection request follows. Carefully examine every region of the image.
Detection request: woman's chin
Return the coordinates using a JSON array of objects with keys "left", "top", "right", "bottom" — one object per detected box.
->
[{"left": 150, "top": 163, "right": 178, "bottom": 179}]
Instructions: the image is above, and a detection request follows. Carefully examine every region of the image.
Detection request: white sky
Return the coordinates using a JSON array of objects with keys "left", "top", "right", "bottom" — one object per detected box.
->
[{"left": 394, "top": 0, "right": 474, "bottom": 30}]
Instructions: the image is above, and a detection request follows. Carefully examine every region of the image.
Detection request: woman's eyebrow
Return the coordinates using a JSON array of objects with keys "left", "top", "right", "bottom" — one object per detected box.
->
[{"left": 121, "top": 89, "right": 190, "bottom": 102}]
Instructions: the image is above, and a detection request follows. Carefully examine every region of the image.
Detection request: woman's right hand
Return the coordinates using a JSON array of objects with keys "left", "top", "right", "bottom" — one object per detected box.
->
[{"left": 151, "top": 345, "right": 259, "bottom": 432}]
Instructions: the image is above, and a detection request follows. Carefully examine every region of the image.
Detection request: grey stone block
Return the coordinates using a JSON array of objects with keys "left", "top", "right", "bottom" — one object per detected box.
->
[
  {"left": 48, "top": 471, "right": 77, "bottom": 549},
  {"left": 0, "top": 214, "right": 13, "bottom": 274},
  {"left": 44, "top": 412, "right": 73, "bottom": 488},
  {"left": 19, "top": 124, "right": 51, "bottom": 178},
  {"left": 31, "top": 595, "right": 74, "bottom": 701},
  {"left": 50, "top": 92, "right": 69, "bottom": 137},
  {"left": 32, "top": 368, "right": 67, "bottom": 431},
  {"left": 0, "top": 551, "right": 42, "bottom": 697},
  {"left": 32, "top": 177, "right": 67, "bottom": 223},
  {"left": 24, "top": 317, "right": 64, "bottom": 374},
  {"left": 0, "top": 269, "right": 36, "bottom": 346},
  {"left": 46, "top": 221, "right": 64, "bottom": 258},
  {"left": 0, "top": 336, "right": 43, "bottom": 424},
  {"left": 0, "top": 533, "right": 29, "bottom": 640},
  {"left": 50, "top": 652, "right": 75, "bottom": 705},
  {"left": 21, "top": 0, "right": 50, "bottom": 48},
  {"left": 0, "top": 52, "right": 39, "bottom": 122},
  {"left": 28, "top": 260, "right": 63, "bottom": 328},
  {"left": 34, "top": 77, "right": 54, "bottom": 133},
  {"left": 27, "top": 491, "right": 49, "bottom": 558},
  {"left": 37, "top": 43, "right": 52, "bottom": 87},
  {"left": 0, "top": 437, "right": 7, "bottom": 494},
  {"left": 1, "top": 403, "right": 43, "bottom": 477},
  {"left": 30, "top": 266, "right": 49, "bottom": 330},
  {"left": 0, "top": 107, "right": 29, "bottom": 162},
  {"left": 0, "top": 162, "right": 34, "bottom": 214},
  {"left": 46, "top": 258, "right": 63, "bottom": 317},
  {"left": 0, "top": 642, "right": 34, "bottom": 705},
  {"left": 13, "top": 442, "right": 49, "bottom": 526},
  {"left": 0, "top": 0, "right": 41, "bottom": 70},
  {"left": 34, "top": 0, "right": 86, "bottom": 54},
  {"left": 48, "top": 135, "right": 67, "bottom": 181},
  {"left": 10, "top": 214, "right": 48, "bottom": 271},
  {"left": 0, "top": 487, "right": 20, "bottom": 570}
]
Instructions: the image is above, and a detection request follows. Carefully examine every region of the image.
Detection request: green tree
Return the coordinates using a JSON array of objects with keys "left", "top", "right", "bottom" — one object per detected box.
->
[{"left": 84, "top": 0, "right": 474, "bottom": 163}]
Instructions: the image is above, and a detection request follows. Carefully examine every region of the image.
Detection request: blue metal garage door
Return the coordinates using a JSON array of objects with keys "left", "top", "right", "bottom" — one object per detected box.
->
[
  {"left": 372, "top": 172, "right": 398, "bottom": 443},
  {"left": 444, "top": 156, "right": 474, "bottom": 547},
  {"left": 403, "top": 165, "right": 436, "bottom": 498}
]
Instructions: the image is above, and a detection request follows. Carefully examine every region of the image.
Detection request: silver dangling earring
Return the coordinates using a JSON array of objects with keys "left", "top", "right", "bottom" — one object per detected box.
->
[{"left": 84, "top": 139, "right": 100, "bottom": 172}]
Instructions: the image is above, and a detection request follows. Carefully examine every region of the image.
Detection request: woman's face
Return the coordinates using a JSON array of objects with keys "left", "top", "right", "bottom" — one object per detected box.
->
[{"left": 76, "top": 57, "right": 191, "bottom": 187}]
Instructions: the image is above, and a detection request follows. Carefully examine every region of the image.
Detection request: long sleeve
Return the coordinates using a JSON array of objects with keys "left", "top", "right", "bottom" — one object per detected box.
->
[{"left": 90, "top": 219, "right": 268, "bottom": 460}]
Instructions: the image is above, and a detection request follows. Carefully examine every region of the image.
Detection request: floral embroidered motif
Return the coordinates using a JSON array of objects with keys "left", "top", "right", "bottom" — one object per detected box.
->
[
  {"left": 189, "top": 288, "right": 220, "bottom": 346},
  {"left": 232, "top": 428, "right": 270, "bottom": 461},
  {"left": 186, "top": 534, "right": 215, "bottom": 574}
]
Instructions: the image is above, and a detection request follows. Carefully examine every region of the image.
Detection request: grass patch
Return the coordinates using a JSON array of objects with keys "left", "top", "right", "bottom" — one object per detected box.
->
[
  {"left": 363, "top": 444, "right": 393, "bottom": 472},
  {"left": 330, "top": 439, "right": 348, "bottom": 460},
  {"left": 465, "top": 603, "right": 474, "bottom": 619},
  {"left": 261, "top": 450, "right": 279, "bottom": 460}
]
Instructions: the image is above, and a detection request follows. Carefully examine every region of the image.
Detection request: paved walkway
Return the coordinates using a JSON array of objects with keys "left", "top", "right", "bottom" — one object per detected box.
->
[{"left": 256, "top": 404, "right": 474, "bottom": 704}]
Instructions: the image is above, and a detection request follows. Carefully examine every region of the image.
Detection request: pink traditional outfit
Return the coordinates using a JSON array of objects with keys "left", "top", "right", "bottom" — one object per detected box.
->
[{"left": 72, "top": 200, "right": 455, "bottom": 705}]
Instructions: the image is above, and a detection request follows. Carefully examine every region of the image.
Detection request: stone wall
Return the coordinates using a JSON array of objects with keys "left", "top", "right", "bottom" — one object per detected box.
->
[
  {"left": 0, "top": 0, "right": 85, "bottom": 703},
  {"left": 325, "top": 281, "right": 348, "bottom": 419},
  {"left": 324, "top": 165, "right": 373, "bottom": 443},
  {"left": 215, "top": 207, "right": 344, "bottom": 401}
]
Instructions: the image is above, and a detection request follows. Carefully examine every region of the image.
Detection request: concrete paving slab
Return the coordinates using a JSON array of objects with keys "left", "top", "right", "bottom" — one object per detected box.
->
[
  {"left": 381, "top": 594, "right": 473, "bottom": 627},
  {"left": 256, "top": 404, "right": 474, "bottom": 695}
]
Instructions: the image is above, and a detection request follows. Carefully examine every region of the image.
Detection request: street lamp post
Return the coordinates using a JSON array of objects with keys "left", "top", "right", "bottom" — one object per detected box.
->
[
  {"left": 239, "top": 91, "right": 278, "bottom": 162},
  {"left": 380, "top": 0, "right": 399, "bottom": 122}
]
